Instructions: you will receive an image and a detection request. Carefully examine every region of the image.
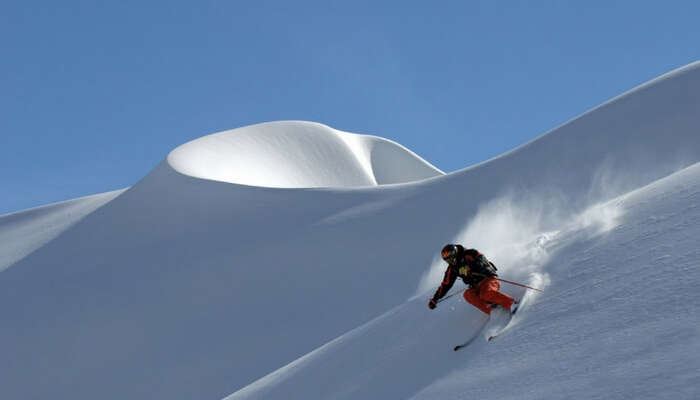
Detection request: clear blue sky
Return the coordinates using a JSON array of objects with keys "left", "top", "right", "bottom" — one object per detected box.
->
[{"left": 2, "top": 0, "right": 699, "bottom": 214}]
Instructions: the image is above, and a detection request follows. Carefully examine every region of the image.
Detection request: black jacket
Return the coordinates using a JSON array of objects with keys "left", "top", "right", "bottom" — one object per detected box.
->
[{"left": 431, "top": 248, "right": 497, "bottom": 302}]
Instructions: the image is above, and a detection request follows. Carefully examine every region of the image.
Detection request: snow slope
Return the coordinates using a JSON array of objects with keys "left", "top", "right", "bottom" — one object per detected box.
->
[
  {"left": 1, "top": 61, "right": 700, "bottom": 400},
  {"left": 229, "top": 162, "right": 700, "bottom": 400},
  {"left": 0, "top": 189, "right": 124, "bottom": 272}
]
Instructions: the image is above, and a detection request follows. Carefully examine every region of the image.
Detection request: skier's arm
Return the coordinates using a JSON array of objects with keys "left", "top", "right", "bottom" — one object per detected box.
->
[{"left": 431, "top": 267, "right": 458, "bottom": 303}]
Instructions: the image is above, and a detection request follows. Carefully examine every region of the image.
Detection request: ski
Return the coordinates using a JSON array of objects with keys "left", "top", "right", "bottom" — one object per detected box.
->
[
  {"left": 487, "top": 300, "right": 521, "bottom": 341},
  {"left": 454, "top": 297, "right": 527, "bottom": 349},
  {"left": 454, "top": 314, "right": 492, "bottom": 351},
  {"left": 453, "top": 330, "right": 482, "bottom": 351},
  {"left": 487, "top": 324, "right": 510, "bottom": 341}
]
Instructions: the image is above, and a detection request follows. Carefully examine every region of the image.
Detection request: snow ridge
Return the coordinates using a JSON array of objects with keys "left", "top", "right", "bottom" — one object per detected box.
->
[{"left": 0, "top": 190, "right": 124, "bottom": 272}]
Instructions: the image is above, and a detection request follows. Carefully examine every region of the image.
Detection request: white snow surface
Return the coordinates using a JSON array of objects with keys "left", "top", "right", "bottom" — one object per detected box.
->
[
  {"left": 0, "top": 189, "right": 124, "bottom": 272},
  {"left": 2, "top": 61, "right": 700, "bottom": 400}
]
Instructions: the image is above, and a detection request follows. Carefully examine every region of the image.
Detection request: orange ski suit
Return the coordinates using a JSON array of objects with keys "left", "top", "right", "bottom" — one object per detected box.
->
[{"left": 463, "top": 276, "right": 514, "bottom": 315}]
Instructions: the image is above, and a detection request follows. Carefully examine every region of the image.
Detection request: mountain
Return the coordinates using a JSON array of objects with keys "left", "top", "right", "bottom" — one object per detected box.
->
[{"left": 2, "top": 62, "right": 700, "bottom": 399}]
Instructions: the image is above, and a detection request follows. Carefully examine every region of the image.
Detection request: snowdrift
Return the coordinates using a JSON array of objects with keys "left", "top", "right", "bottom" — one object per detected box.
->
[
  {"left": 167, "top": 120, "right": 444, "bottom": 188},
  {"left": 2, "top": 62, "right": 700, "bottom": 400}
]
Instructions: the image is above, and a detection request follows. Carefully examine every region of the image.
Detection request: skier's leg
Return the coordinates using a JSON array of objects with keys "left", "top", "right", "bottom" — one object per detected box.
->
[
  {"left": 464, "top": 288, "right": 492, "bottom": 314},
  {"left": 479, "top": 277, "right": 514, "bottom": 310}
]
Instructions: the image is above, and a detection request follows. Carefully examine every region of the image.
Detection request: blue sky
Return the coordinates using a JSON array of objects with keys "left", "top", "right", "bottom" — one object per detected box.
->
[{"left": 2, "top": 0, "right": 699, "bottom": 214}]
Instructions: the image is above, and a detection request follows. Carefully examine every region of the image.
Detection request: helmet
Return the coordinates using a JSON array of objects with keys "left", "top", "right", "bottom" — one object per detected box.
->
[{"left": 441, "top": 244, "right": 460, "bottom": 265}]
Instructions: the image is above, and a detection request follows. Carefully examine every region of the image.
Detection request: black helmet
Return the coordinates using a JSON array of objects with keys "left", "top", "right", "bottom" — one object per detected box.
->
[{"left": 441, "top": 244, "right": 460, "bottom": 265}]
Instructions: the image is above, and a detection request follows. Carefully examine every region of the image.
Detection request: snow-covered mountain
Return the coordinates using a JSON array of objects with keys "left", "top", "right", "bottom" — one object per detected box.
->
[{"left": 2, "top": 62, "right": 700, "bottom": 400}]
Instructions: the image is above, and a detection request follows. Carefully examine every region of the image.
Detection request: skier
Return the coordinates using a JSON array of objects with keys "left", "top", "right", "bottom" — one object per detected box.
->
[{"left": 428, "top": 244, "right": 517, "bottom": 315}]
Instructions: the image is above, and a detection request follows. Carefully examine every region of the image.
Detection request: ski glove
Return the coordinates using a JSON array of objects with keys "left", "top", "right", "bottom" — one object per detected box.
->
[{"left": 428, "top": 298, "right": 437, "bottom": 309}]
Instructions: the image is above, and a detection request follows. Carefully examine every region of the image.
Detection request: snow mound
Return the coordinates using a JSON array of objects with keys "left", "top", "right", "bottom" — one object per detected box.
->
[{"left": 167, "top": 121, "right": 444, "bottom": 188}]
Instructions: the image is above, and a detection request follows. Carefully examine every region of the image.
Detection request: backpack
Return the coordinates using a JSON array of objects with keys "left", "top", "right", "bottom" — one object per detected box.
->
[
  {"left": 482, "top": 257, "right": 498, "bottom": 276},
  {"left": 461, "top": 247, "right": 498, "bottom": 276}
]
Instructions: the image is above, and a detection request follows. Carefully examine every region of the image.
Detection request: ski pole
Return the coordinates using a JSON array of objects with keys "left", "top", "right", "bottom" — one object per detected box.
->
[
  {"left": 434, "top": 276, "right": 542, "bottom": 304},
  {"left": 472, "top": 272, "right": 543, "bottom": 292},
  {"left": 469, "top": 271, "right": 544, "bottom": 292},
  {"left": 436, "top": 289, "right": 466, "bottom": 304},
  {"left": 496, "top": 277, "right": 543, "bottom": 292}
]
